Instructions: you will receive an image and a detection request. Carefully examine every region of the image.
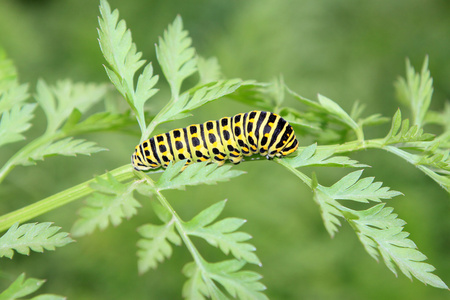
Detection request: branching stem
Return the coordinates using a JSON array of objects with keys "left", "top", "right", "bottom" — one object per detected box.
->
[{"left": 136, "top": 172, "right": 209, "bottom": 274}]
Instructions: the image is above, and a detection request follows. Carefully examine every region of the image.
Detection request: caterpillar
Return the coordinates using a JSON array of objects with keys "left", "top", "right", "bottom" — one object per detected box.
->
[{"left": 131, "top": 110, "right": 299, "bottom": 171}]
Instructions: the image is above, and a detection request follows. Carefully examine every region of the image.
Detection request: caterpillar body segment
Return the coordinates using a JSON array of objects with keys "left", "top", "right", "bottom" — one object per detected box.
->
[{"left": 132, "top": 111, "right": 299, "bottom": 171}]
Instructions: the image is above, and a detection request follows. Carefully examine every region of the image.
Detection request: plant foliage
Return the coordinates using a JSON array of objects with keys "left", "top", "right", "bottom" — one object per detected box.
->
[
  {"left": 0, "top": 222, "right": 73, "bottom": 259},
  {"left": 0, "top": 0, "right": 448, "bottom": 299},
  {"left": 0, "top": 273, "right": 65, "bottom": 300}
]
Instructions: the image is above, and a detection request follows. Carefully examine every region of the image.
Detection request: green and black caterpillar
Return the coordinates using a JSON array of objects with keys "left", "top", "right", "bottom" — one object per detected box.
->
[{"left": 132, "top": 110, "right": 299, "bottom": 171}]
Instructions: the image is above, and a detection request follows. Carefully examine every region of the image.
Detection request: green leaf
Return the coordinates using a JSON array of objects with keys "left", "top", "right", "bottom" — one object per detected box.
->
[
  {"left": 0, "top": 103, "right": 36, "bottom": 148},
  {"left": 136, "top": 220, "right": 182, "bottom": 274},
  {"left": 156, "top": 160, "right": 245, "bottom": 191},
  {"left": 278, "top": 108, "right": 322, "bottom": 132},
  {"left": 416, "top": 148, "right": 450, "bottom": 171},
  {"left": 285, "top": 143, "right": 367, "bottom": 168},
  {"left": 62, "top": 110, "right": 135, "bottom": 136},
  {"left": 197, "top": 56, "right": 222, "bottom": 85},
  {"left": 313, "top": 188, "right": 344, "bottom": 238},
  {"left": 0, "top": 52, "right": 34, "bottom": 148},
  {"left": 182, "top": 262, "right": 210, "bottom": 300},
  {"left": 185, "top": 200, "right": 227, "bottom": 229},
  {"left": 134, "top": 63, "right": 159, "bottom": 118},
  {"left": 206, "top": 260, "right": 268, "bottom": 300},
  {"left": 287, "top": 87, "right": 363, "bottom": 140},
  {"left": 98, "top": 0, "right": 159, "bottom": 133},
  {"left": 317, "top": 94, "right": 360, "bottom": 134},
  {"left": 395, "top": 57, "right": 433, "bottom": 128},
  {"left": 286, "top": 86, "right": 323, "bottom": 111},
  {"left": 184, "top": 79, "right": 242, "bottom": 112},
  {"left": 227, "top": 81, "right": 273, "bottom": 111},
  {"left": 349, "top": 204, "right": 449, "bottom": 289},
  {"left": 98, "top": 0, "right": 145, "bottom": 93},
  {"left": 268, "top": 75, "right": 285, "bottom": 108},
  {"left": 319, "top": 170, "right": 402, "bottom": 203},
  {"left": 35, "top": 79, "right": 107, "bottom": 134},
  {"left": 0, "top": 83, "right": 29, "bottom": 114},
  {"left": 0, "top": 273, "right": 65, "bottom": 300},
  {"left": 184, "top": 201, "right": 261, "bottom": 265},
  {"left": 384, "top": 109, "right": 434, "bottom": 145},
  {"left": 0, "top": 273, "right": 44, "bottom": 300},
  {"left": 182, "top": 260, "right": 268, "bottom": 300},
  {"left": 71, "top": 174, "right": 142, "bottom": 237},
  {"left": 359, "top": 113, "right": 390, "bottom": 128},
  {"left": 0, "top": 223, "right": 74, "bottom": 259},
  {"left": 157, "top": 79, "right": 243, "bottom": 126},
  {"left": 31, "top": 295, "right": 66, "bottom": 300},
  {"left": 156, "top": 15, "right": 197, "bottom": 98},
  {"left": 19, "top": 138, "right": 106, "bottom": 166},
  {"left": 150, "top": 200, "right": 172, "bottom": 223},
  {"left": 0, "top": 48, "right": 18, "bottom": 93}
]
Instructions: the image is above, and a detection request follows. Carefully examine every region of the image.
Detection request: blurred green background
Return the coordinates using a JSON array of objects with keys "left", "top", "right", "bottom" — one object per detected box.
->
[{"left": 0, "top": 0, "right": 449, "bottom": 299}]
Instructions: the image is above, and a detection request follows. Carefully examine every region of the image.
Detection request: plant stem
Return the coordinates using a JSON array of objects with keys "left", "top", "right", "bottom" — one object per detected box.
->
[
  {"left": 0, "top": 164, "right": 134, "bottom": 233},
  {"left": 137, "top": 171, "right": 207, "bottom": 271},
  {"left": 153, "top": 189, "right": 206, "bottom": 269},
  {"left": 315, "top": 138, "right": 386, "bottom": 153},
  {"left": 276, "top": 158, "right": 312, "bottom": 188}
]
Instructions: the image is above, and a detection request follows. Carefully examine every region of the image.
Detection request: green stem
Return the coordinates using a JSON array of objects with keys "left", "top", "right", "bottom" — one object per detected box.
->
[
  {"left": 136, "top": 172, "right": 208, "bottom": 273},
  {"left": 154, "top": 189, "right": 206, "bottom": 268},
  {"left": 140, "top": 99, "right": 175, "bottom": 143},
  {"left": 315, "top": 138, "right": 386, "bottom": 154},
  {"left": 0, "top": 164, "right": 134, "bottom": 233},
  {"left": 276, "top": 158, "right": 312, "bottom": 188}
]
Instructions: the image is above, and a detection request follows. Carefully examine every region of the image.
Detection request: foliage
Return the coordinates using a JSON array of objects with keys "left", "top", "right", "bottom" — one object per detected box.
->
[
  {"left": 0, "top": 273, "right": 65, "bottom": 300},
  {"left": 0, "top": 0, "right": 448, "bottom": 299},
  {"left": 0, "top": 222, "right": 73, "bottom": 259}
]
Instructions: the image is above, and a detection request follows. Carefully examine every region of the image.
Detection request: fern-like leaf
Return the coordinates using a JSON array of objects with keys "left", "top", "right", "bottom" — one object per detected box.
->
[
  {"left": 0, "top": 84, "right": 29, "bottom": 114},
  {"left": 157, "top": 79, "right": 243, "bottom": 125},
  {"left": 395, "top": 57, "right": 433, "bottom": 128},
  {"left": 285, "top": 143, "right": 366, "bottom": 168},
  {"left": 0, "top": 103, "right": 36, "bottom": 148},
  {"left": 15, "top": 138, "right": 106, "bottom": 167},
  {"left": 310, "top": 170, "right": 401, "bottom": 237},
  {"left": 98, "top": 0, "right": 145, "bottom": 92},
  {"left": 227, "top": 81, "right": 274, "bottom": 111},
  {"left": 156, "top": 160, "right": 245, "bottom": 191},
  {"left": 71, "top": 174, "right": 142, "bottom": 237},
  {"left": 0, "top": 222, "right": 73, "bottom": 259},
  {"left": 98, "top": 0, "right": 158, "bottom": 132},
  {"left": 184, "top": 200, "right": 261, "bottom": 265},
  {"left": 313, "top": 187, "right": 344, "bottom": 238},
  {"left": 348, "top": 204, "right": 448, "bottom": 289},
  {"left": 287, "top": 88, "right": 364, "bottom": 140},
  {"left": 0, "top": 48, "right": 19, "bottom": 93},
  {"left": 62, "top": 110, "right": 135, "bottom": 136},
  {"left": 0, "top": 52, "right": 34, "bottom": 148},
  {"left": 182, "top": 260, "right": 268, "bottom": 300},
  {"left": 136, "top": 218, "right": 182, "bottom": 274},
  {"left": 207, "top": 260, "right": 267, "bottom": 300},
  {"left": 182, "top": 262, "right": 210, "bottom": 300},
  {"left": 0, "top": 50, "right": 30, "bottom": 113},
  {"left": 156, "top": 15, "right": 197, "bottom": 98},
  {"left": 320, "top": 170, "right": 402, "bottom": 203},
  {"left": 35, "top": 79, "right": 107, "bottom": 134},
  {"left": 317, "top": 94, "right": 360, "bottom": 133},
  {"left": 0, "top": 273, "right": 65, "bottom": 300},
  {"left": 197, "top": 56, "right": 222, "bottom": 85},
  {"left": 384, "top": 109, "right": 434, "bottom": 145}
]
